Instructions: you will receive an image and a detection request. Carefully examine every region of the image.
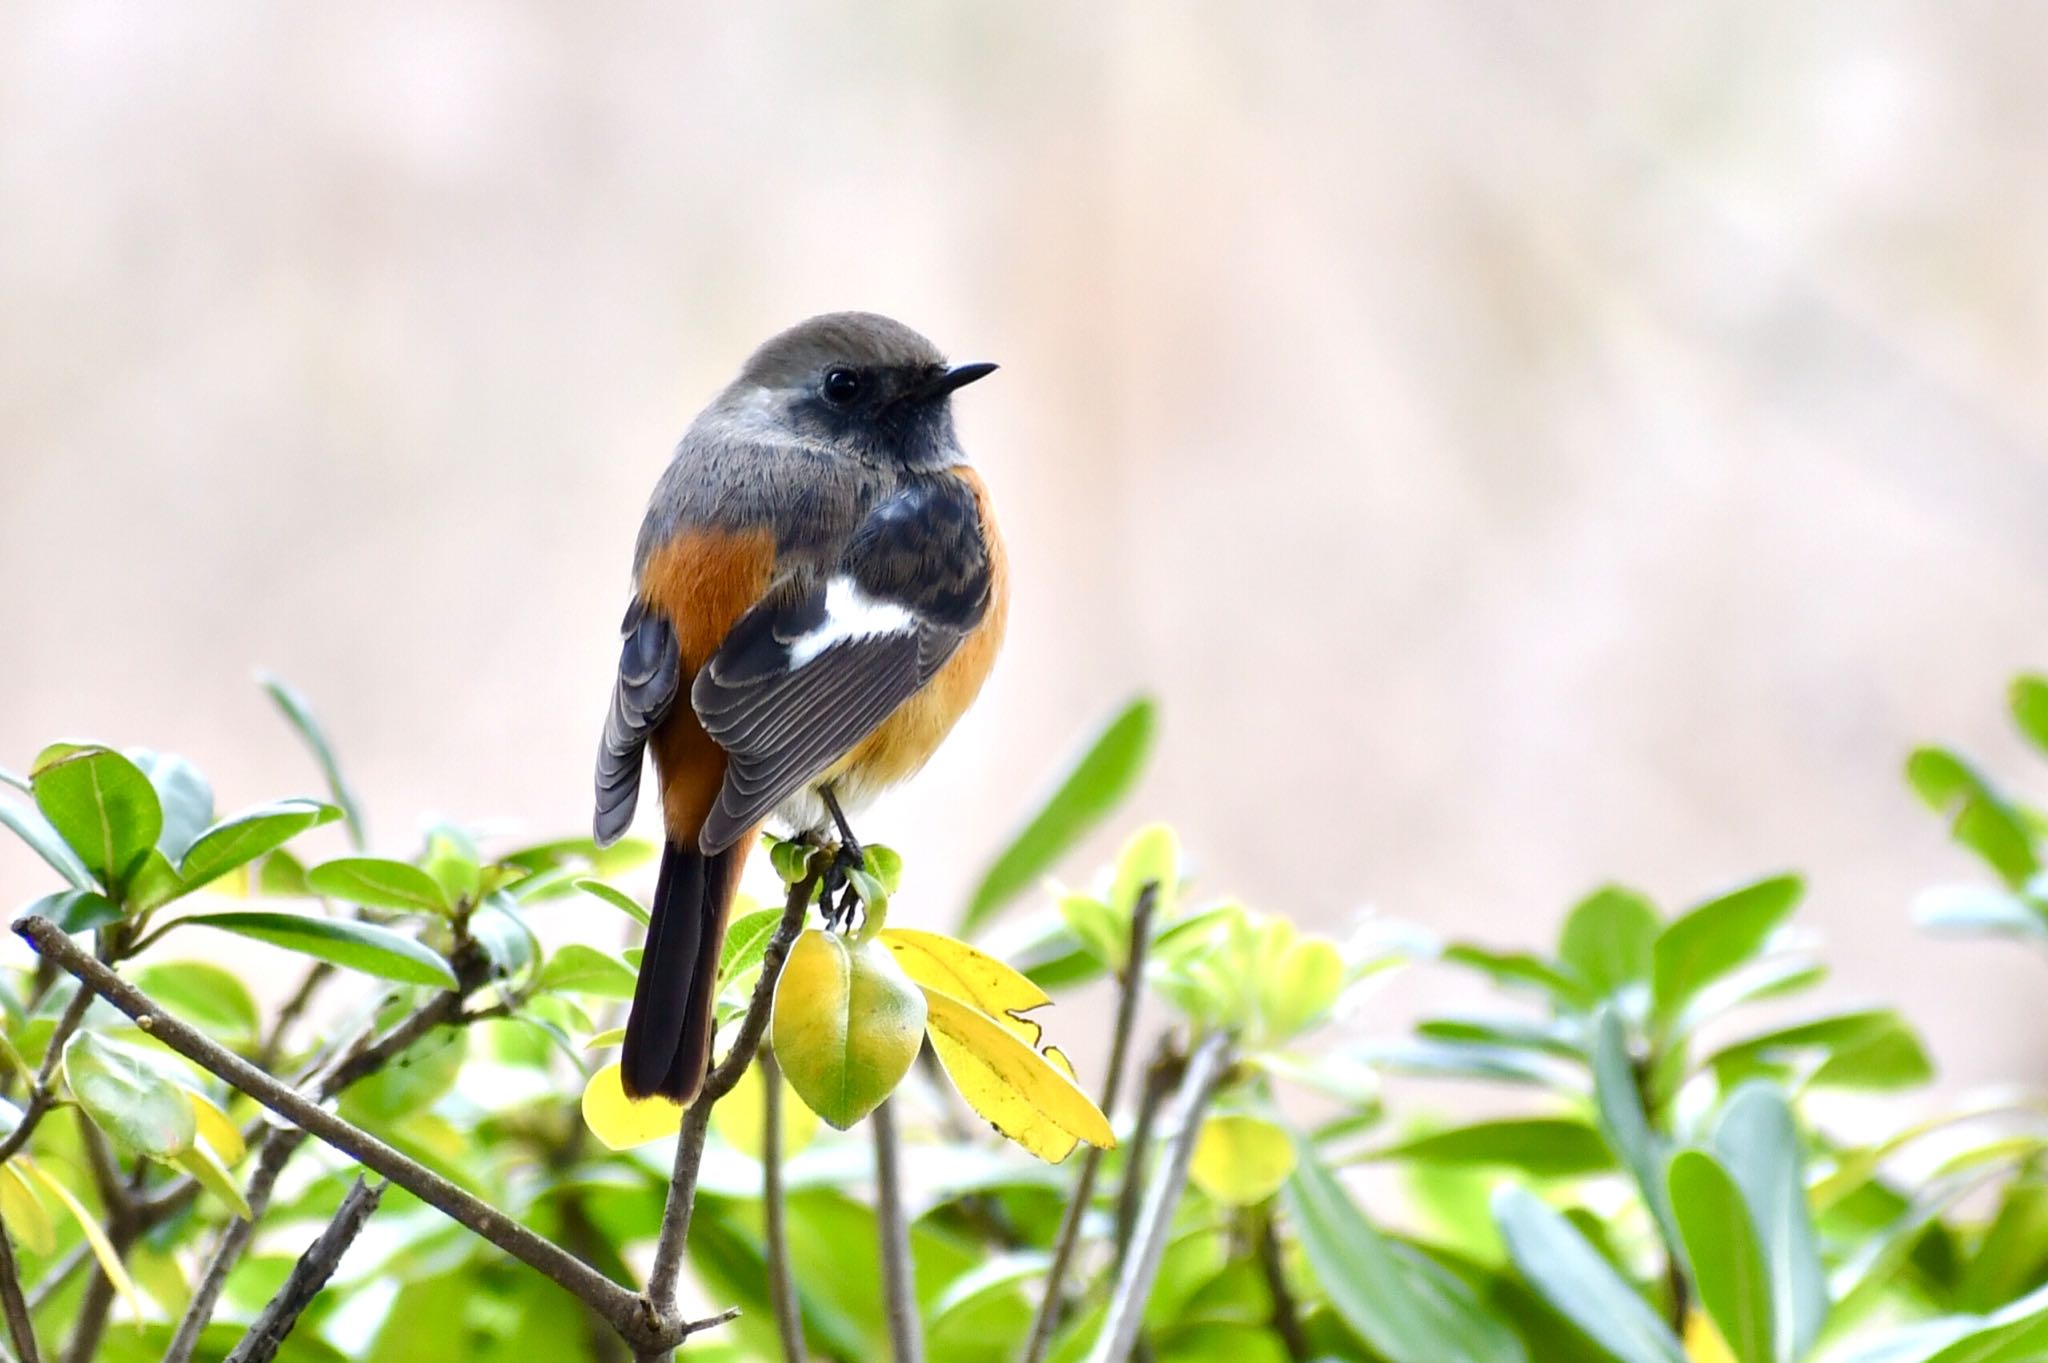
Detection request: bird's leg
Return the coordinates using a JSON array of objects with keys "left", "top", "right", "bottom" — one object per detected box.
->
[{"left": 819, "top": 784, "right": 867, "bottom": 930}]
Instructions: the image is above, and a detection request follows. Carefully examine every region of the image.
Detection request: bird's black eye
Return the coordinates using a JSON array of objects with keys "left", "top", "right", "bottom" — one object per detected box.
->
[{"left": 822, "top": 367, "right": 864, "bottom": 405}]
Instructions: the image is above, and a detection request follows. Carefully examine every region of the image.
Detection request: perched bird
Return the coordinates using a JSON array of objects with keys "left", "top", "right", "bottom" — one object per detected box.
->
[{"left": 594, "top": 313, "right": 1008, "bottom": 1102}]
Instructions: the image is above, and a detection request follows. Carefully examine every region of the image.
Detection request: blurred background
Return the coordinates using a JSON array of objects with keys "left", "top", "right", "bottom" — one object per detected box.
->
[{"left": 3, "top": 2, "right": 2045, "bottom": 1100}]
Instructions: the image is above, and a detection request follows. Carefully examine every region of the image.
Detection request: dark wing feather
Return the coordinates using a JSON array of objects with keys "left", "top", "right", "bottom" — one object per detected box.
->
[
  {"left": 692, "top": 592, "right": 950, "bottom": 853},
  {"left": 688, "top": 476, "right": 993, "bottom": 855},
  {"left": 594, "top": 598, "right": 682, "bottom": 846}
]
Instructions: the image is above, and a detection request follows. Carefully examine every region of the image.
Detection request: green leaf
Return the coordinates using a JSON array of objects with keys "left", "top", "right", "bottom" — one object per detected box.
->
[
  {"left": 130, "top": 961, "right": 261, "bottom": 1045},
  {"left": 2014, "top": 675, "right": 2048, "bottom": 757},
  {"left": 169, "top": 1140, "right": 250, "bottom": 1219},
  {"left": 1109, "top": 822, "right": 1179, "bottom": 922},
  {"left": 420, "top": 823, "right": 481, "bottom": 906},
  {"left": 178, "top": 911, "right": 457, "bottom": 987},
  {"left": 1493, "top": 1185, "right": 1686, "bottom": 1363},
  {"left": 1558, "top": 885, "right": 1661, "bottom": 996},
  {"left": 25, "top": 889, "right": 123, "bottom": 934},
  {"left": 1906, "top": 747, "right": 2040, "bottom": 888},
  {"left": 1712, "top": 1084, "right": 1827, "bottom": 1362},
  {"left": 1706, "top": 1008, "right": 1929, "bottom": 1092},
  {"left": 540, "top": 944, "right": 639, "bottom": 999},
  {"left": 1807, "top": 1018, "right": 1933, "bottom": 1092},
  {"left": 178, "top": 799, "right": 340, "bottom": 891},
  {"left": 1669, "top": 1149, "right": 1774, "bottom": 1363},
  {"left": 1057, "top": 893, "right": 1125, "bottom": 970},
  {"left": 305, "top": 856, "right": 451, "bottom": 916},
  {"left": 718, "top": 906, "right": 783, "bottom": 984},
  {"left": 259, "top": 672, "right": 366, "bottom": 849},
  {"left": 1368, "top": 1119, "right": 1613, "bottom": 1179},
  {"left": 774, "top": 931, "right": 927, "bottom": 1129},
  {"left": 1592, "top": 1010, "right": 1679, "bottom": 1252},
  {"left": 1285, "top": 1132, "right": 1527, "bottom": 1363},
  {"left": 1439, "top": 944, "right": 1596, "bottom": 1007},
  {"left": 1650, "top": 875, "right": 1803, "bottom": 1029},
  {"left": 128, "top": 750, "right": 213, "bottom": 862},
  {"left": 32, "top": 746, "right": 162, "bottom": 893},
  {"left": 961, "top": 696, "right": 1156, "bottom": 933},
  {"left": 572, "top": 877, "right": 650, "bottom": 927},
  {"left": 470, "top": 894, "right": 538, "bottom": 981},
  {"left": 1259, "top": 936, "right": 1346, "bottom": 1041},
  {"left": 0, "top": 798, "right": 93, "bottom": 888},
  {"left": 1958, "top": 1183, "right": 2048, "bottom": 1313},
  {"left": 63, "top": 1031, "right": 197, "bottom": 1159},
  {"left": 124, "top": 850, "right": 186, "bottom": 914}
]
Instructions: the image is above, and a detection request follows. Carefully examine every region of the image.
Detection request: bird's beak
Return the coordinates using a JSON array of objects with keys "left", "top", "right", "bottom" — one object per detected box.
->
[{"left": 920, "top": 361, "right": 998, "bottom": 400}]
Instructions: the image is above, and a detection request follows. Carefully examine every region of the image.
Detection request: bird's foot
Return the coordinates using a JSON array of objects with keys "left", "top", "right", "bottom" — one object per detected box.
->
[{"left": 821, "top": 841, "right": 868, "bottom": 933}]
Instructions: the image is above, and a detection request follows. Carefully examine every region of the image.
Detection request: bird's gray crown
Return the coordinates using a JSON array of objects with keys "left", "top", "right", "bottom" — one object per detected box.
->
[{"left": 737, "top": 312, "right": 947, "bottom": 389}]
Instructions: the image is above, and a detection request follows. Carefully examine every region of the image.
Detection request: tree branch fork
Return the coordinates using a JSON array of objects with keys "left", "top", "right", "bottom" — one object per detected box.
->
[{"left": 9, "top": 867, "right": 816, "bottom": 1361}]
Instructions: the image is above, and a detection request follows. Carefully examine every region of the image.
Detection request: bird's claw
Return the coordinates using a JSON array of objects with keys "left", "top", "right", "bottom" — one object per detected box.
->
[{"left": 819, "top": 841, "right": 868, "bottom": 933}]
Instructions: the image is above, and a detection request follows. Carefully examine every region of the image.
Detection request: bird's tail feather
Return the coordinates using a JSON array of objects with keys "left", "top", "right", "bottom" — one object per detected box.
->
[{"left": 621, "top": 839, "right": 746, "bottom": 1102}]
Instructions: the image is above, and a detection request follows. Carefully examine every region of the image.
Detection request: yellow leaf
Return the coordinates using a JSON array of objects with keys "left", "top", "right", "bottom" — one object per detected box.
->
[
  {"left": 170, "top": 1140, "right": 251, "bottom": 1219},
  {"left": 772, "top": 930, "right": 925, "bottom": 1129},
  {"left": 1188, "top": 1113, "right": 1296, "bottom": 1206},
  {"left": 712, "top": 1056, "right": 820, "bottom": 1160},
  {"left": 0, "top": 1163, "right": 53, "bottom": 1256},
  {"left": 583, "top": 1027, "right": 626, "bottom": 1050},
  {"left": 187, "top": 1091, "right": 246, "bottom": 1166},
  {"left": 580, "top": 1063, "right": 683, "bottom": 1151},
  {"left": 920, "top": 985, "right": 1114, "bottom": 1163},
  {"left": 1684, "top": 1310, "right": 1737, "bottom": 1363},
  {"left": 881, "top": 928, "right": 1052, "bottom": 1046},
  {"left": 23, "top": 1161, "right": 142, "bottom": 1317}
]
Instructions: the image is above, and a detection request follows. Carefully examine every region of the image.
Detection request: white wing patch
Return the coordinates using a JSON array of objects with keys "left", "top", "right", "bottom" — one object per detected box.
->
[{"left": 788, "top": 577, "right": 916, "bottom": 667}]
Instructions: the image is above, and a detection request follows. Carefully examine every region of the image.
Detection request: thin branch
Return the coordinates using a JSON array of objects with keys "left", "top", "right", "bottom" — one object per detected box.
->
[
  {"left": 1255, "top": 1209, "right": 1310, "bottom": 1363},
  {"left": 0, "top": 1226, "right": 40, "bottom": 1363},
  {"left": 61, "top": 1109, "right": 137, "bottom": 1360},
  {"left": 871, "top": 1098, "right": 921, "bottom": 1363},
  {"left": 1088, "top": 1031, "right": 1233, "bottom": 1363},
  {"left": 12, "top": 915, "right": 655, "bottom": 1341},
  {"left": 1022, "top": 884, "right": 1159, "bottom": 1363},
  {"left": 760, "top": 1047, "right": 806, "bottom": 1363},
  {"left": 222, "top": 1176, "right": 383, "bottom": 1363},
  {"left": 1111, "top": 1035, "right": 1182, "bottom": 1271},
  {"left": 0, "top": 986, "right": 93, "bottom": 1165},
  {"left": 162, "top": 1131, "right": 303, "bottom": 1363},
  {"left": 256, "top": 962, "right": 334, "bottom": 1070},
  {"left": 640, "top": 868, "right": 818, "bottom": 1348}
]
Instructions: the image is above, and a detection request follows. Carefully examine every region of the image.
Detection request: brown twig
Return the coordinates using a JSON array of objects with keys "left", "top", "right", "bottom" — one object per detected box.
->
[
  {"left": 221, "top": 1176, "right": 383, "bottom": 1363},
  {"left": 761, "top": 1047, "right": 807, "bottom": 1363},
  {"left": 1111, "top": 1035, "right": 1183, "bottom": 1271},
  {"left": 1255, "top": 1209, "right": 1310, "bottom": 1363},
  {"left": 871, "top": 1098, "right": 921, "bottom": 1363},
  {"left": 637, "top": 868, "right": 818, "bottom": 1356},
  {"left": 0, "top": 986, "right": 93, "bottom": 1166},
  {"left": 1089, "top": 1031, "right": 1233, "bottom": 1363},
  {"left": 0, "top": 1225, "right": 40, "bottom": 1363},
  {"left": 12, "top": 915, "right": 685, "bottom": 1347},
  {"left": 1021, "top": 883, "right": 1158, "bottom": 1363},
  {"left": 164, "top": 948, "right": 501, "bottom": 1363}
]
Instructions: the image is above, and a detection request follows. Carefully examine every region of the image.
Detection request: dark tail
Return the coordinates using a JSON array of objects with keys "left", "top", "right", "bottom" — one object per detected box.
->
[{"left": 621, "top": 839, "right": 747, "bottom": 1102}]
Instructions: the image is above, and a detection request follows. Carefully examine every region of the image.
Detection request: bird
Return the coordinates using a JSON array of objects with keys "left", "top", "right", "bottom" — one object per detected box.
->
[{"left": 593, "top": 312, "right": 1008, "bottom": 1102}]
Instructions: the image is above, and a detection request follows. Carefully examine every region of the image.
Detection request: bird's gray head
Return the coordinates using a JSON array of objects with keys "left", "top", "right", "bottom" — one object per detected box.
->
[{"left": 720, "top": 312, "right": 996, "bottom": 470}]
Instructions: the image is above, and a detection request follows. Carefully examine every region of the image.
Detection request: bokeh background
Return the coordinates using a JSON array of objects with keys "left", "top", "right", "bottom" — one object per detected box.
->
[{"left": 4, "top": 3, "right": 2046, "bottom": 1100}]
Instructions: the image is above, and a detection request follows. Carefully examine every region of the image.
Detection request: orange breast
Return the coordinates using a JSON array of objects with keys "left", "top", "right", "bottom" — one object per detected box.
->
[
  {"left": 830, "top": 466, "right": 1010, "bottom": 794},
  {"left": 639, "top": 526, "right": 777, "bottom": 843}
]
